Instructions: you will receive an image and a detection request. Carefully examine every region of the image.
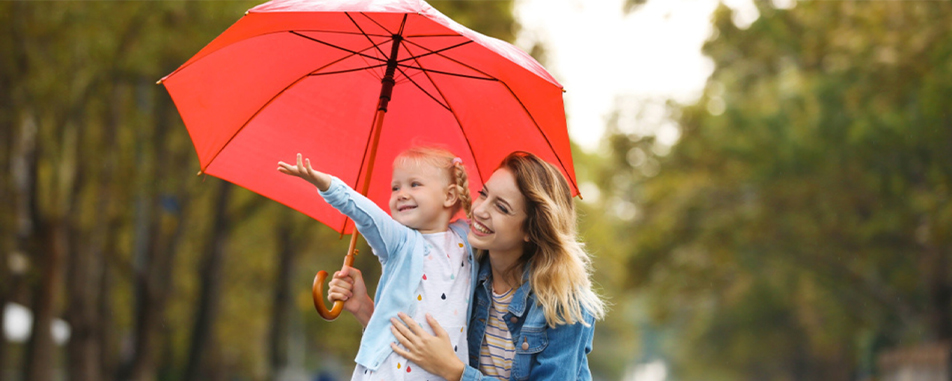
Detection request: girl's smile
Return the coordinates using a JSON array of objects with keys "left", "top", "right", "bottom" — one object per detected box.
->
[{"left": 389, "top": 162, "right": 454, "bottom": 234}]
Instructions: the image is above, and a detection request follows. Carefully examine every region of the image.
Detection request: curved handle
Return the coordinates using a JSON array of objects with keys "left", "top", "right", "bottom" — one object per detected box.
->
[
  {"left": 312, "top": 270, "right": 345, "bottom": 320},
  {"left": 312, "top": 231, "right": 360, "bottom": 321}
]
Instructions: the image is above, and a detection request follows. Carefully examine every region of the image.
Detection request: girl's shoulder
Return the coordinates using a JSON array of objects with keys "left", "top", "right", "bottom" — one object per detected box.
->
[{"left": 448, "top": 219, "right": 471, "bottom": 241}]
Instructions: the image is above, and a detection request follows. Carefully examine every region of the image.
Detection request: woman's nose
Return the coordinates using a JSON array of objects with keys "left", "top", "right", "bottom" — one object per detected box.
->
[{"left": 472, "top": 200, "right": 489, "bottom": 218}]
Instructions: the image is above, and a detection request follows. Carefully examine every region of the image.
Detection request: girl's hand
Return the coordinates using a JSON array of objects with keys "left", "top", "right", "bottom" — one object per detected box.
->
[
  {"left": 390, "top": 312, "right": 465, "bottom": 381},
  {"left": 328, "top": 266, "right": 374, "bottom": 328},
  {"left": 277, "top": 153, "right": 332, "bottom": 191}
]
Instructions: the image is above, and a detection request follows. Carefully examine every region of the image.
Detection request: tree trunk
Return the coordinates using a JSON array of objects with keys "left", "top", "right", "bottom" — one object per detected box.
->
[
  {"left": 65, "top": 101, "right": 116, "bottom": 381},
  {"left": 13, "top": 112, "right": 60, "bottom": 381},
  {"left": 93, "top": 82, "right": 125, "bottom": 381},
  {"left": 269, "top": 211, "right": 297, "bottom": 379},
  {"left": 99, "top": 232, "right": 118, "bottom": 381},
  {"left": 24, "top": 219, "right": 66, "bottom": 381},
  {"left": 926, "top": 247, "right": 952, "bottom": 341},
  {"left": 0, "top": 90, "right": 12, "bottom": 381},
  {"left": 183, "top": 180, "right": 232, "bottom": 381}
]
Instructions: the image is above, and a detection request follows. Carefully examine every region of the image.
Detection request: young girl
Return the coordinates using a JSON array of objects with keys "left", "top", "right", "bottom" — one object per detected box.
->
[
  {"left": 277, "top": 147, "right": 477, "bottom": 381},
  {"left": 332, "top": 151, "right": 607, "bottom": 380}
]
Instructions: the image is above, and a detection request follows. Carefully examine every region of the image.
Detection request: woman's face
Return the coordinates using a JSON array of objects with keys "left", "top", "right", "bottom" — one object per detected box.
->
[{"left": 468, "top": 167, "right": 528, "bottom": 254}]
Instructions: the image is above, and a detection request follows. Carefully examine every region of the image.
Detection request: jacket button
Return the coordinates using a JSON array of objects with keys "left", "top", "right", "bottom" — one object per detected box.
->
[
  {"left": 521, "top": 340, "right": 529, "bottom": 350},
  {"left": 510, "top": 317, "right": 518, "bottom": 323}
]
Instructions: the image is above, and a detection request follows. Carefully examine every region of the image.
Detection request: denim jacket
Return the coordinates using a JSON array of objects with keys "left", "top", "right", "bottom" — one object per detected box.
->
[
  {"left": 462, "top": 256, "right": 596, "bottom": 381},
  {"left": 318, "top": 176, "right": 478, "bottom": 371}
]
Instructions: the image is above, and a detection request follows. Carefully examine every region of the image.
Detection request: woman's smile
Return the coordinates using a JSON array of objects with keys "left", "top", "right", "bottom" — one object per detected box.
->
[{"left": 471, "top": 220, "right": 493, "bottom": 236}]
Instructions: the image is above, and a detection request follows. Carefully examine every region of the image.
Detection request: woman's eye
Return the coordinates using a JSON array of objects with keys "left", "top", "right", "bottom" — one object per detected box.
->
[
  {"left": 496, "top": 204, "right": 510, "bottom": 214},
  {"left": 478, "top": 189, "right": 488, "bottom": 198}
]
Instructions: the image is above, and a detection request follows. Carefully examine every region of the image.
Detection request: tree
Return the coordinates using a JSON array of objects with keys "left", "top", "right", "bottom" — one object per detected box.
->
[
  {"left": 599, "top": 2, "right": 952, "bottom": 379},
  {"left": 1, "top": 1, "right": 522, "bottom": 380}
]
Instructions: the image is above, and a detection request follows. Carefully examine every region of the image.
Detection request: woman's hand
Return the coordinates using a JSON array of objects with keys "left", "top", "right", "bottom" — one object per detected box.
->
[
  {"left": 390, "top": 312, "right": 465, "bottom": 381},
  {"left": 277, "top": 153, "right": 332, "bottom": 191},
  {"left": 327, "top": 266, "right": 374, "bottom": 328}
]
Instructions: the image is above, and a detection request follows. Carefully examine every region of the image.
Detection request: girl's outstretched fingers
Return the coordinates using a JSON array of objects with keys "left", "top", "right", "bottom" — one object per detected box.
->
[{"left": 276, "top": 153, "right": 332, "bottom": 191}]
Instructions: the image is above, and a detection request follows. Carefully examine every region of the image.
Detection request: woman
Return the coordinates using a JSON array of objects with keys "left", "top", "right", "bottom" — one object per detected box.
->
[{"left": 330, "top": 151, "right": 606, "bottom": 380}]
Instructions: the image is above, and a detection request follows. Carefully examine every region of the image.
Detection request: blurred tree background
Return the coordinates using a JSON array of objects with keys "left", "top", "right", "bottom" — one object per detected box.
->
[
  {"left": 3, "top": 0, "right": 952, "bottom": 381},
  {"left": 591, "top": 1, "right": 952, "bottom": 380},
  {"left": 0, "top": 1, "right": 513, "bottom": 381}
]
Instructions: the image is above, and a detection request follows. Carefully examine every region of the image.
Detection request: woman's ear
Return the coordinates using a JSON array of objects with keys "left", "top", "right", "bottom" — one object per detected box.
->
[{"left": 443, "top": 185, "right": 460, "bottom": 208}]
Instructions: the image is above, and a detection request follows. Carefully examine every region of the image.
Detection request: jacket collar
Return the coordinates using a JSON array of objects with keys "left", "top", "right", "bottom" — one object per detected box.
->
[{"left": 477, "top": 256, "right": 533, "bottom": 317}]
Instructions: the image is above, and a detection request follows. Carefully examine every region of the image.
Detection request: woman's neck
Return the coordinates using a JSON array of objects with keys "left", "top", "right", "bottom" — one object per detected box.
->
[{"left": 487, "top": 248, "right": 523, "bottom": 293}]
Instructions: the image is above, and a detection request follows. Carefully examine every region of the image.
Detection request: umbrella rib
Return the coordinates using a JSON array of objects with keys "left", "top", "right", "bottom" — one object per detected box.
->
[
  {"left": 199, "top": 31, "right": 401, "bottom": 174},
  {"left": 290, "top": 31, "right": 387, "bottom": 63},
  {"left": 295, "top": 29, "right": 391, "bottom": 38},
  {"left": 397, "top": 64, "right": 495, "bottom": 81},
  {"left": 300, "top": 38, "right": 388, "bottom": 80},
  {"left": 496, "top": 80, "right": 580, "bottom": 194},
  {"left": 399, "top": 39, "right": 576, "bottom": 194},
  {"left": 359, "top": 11, "right": 396, "bottom": 36},
  {"left": 398, "top": 38, "right": 486, "bottom": 188},
  {"left": 392, "top": 64, "right": 427, "bottom": 85},
  {"left": 394, "top": 66, "right": 450, "bottom": 111},
  {"left": 308, "top": 63, "right": 388, "bottom": 77},
  {"left": 400, "top": 39, "right": 500, "bottom": 82},
  {"left": 200, "top": 75, "right": 311, "bottom": 173},
  {"left": 397, "top": 40, "right": 474, "bottom": 64},
  {"left": 405, "top": 34, "right": 467, "bottom": 38},
  {"left": 161, "top": 30, "right": 390, "bottom": 82},
  {"left": 347, "top": 12, "right": 390, "bottom": 59}
]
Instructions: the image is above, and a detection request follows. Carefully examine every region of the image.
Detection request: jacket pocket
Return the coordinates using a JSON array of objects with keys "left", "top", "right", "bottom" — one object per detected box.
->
[
  {"left": 511, "top": 329, "right": 548, "bottom": 380},
  {"left": 515, "top": 329, "right": 548, "bottom": 354}
]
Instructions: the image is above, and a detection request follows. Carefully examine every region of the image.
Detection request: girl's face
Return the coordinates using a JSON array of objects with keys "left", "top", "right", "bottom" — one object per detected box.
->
[
  {"left": 468, "top": 168, "right": 528, "bottom": 254},
  {"left": 389, "top": 162, "right": 453, "bottom": 233}
]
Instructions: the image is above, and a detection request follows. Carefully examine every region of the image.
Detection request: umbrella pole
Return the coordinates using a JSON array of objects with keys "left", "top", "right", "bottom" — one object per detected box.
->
[{"left": 313, "top": 34, "right": 403, "bottom": 321}]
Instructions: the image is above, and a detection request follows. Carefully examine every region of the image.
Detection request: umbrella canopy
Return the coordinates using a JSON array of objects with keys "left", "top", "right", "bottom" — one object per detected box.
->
[{"left": 160, "top": 0, "right": 577, "bottom": 234}]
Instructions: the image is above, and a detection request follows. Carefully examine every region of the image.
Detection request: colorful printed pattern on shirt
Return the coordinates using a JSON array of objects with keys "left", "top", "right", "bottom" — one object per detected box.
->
[
  {"left": 479, "top": 288, "right": 515, "bottom": 380},
  {"left": 352, "top": 229, "right": 471, "bottom": 381}
]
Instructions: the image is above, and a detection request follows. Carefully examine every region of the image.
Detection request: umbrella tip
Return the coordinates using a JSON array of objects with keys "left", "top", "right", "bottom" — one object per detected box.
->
[
  {"left": 562, "top": 89, "right": 567, "bottom": 93},
  {"left": 156, "top": 79, "right": 163, "bottom": 85},
  {"left": 197, "top": 170, "right": 203, "bottom": 176}
]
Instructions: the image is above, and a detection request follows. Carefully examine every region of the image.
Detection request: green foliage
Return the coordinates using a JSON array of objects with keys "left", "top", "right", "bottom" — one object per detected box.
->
[
  {"left": 598, "top": 1, "right": 952, "bottom": 379},
  {"left": 1, "top": 1, "right": 519, "bottom": 380},
  {"left": 430, "top": 0, "right": 518, "bottom": 42}
]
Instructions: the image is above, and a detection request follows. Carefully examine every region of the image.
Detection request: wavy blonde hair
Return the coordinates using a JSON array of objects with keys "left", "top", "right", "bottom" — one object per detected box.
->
[
  {"left": 487, "top": 151, "right": 606, "bottom": 327},
  {"left": 393, "top": 146, "right": 472, "bottom": 220}
]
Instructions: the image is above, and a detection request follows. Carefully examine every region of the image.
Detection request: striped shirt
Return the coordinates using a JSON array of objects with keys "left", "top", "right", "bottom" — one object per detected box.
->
[{"left": 479, "top": 288, "right": 516, "bottom": 379}]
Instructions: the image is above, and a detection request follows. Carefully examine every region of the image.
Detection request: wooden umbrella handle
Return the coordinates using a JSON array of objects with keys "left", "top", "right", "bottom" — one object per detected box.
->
[{"left": 312, "top": 232, "right": 360, "bottom": 321}]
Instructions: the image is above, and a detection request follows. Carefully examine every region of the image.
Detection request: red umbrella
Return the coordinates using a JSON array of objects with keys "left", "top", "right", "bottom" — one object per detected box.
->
[{"left": 159, "top": 0, "right": 578, "bottom": 320}]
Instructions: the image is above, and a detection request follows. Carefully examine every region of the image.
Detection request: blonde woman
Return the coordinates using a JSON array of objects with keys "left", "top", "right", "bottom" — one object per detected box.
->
[{"left": 330, "top": 151, "right": 605, "bottom": 380}]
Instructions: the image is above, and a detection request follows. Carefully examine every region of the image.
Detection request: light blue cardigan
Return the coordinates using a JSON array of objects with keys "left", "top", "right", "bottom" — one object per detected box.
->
[{"left": 319, "top": 176, "right": 479, "bottom": 371}]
